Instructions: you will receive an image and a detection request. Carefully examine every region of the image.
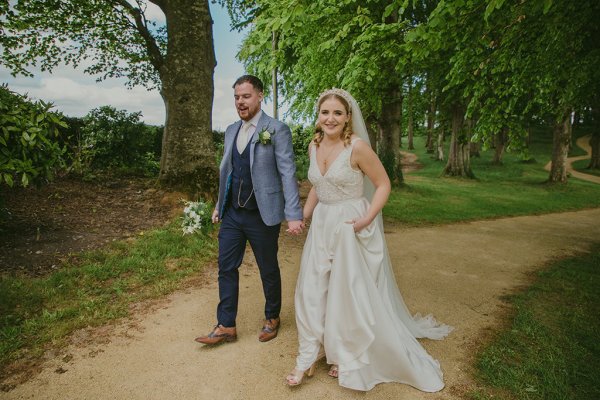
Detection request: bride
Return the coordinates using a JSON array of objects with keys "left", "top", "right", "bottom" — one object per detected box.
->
[{"left": 286, "top": 89, "right": 452, "bottom": 391}]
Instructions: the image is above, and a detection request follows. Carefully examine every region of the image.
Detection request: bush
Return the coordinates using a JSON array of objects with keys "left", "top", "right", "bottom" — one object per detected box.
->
[
  {"left": 291, "top": 124, "right": 314, "bottom": 179},
  {"left": 72, "top": 106, "right": 162, "bottom": 176},
  {"left": 0, "top": 85, "right": 67, "bottom": 188}
]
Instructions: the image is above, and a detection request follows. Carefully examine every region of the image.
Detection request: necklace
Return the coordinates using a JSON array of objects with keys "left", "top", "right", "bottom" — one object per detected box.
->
[{"left": 319, "top": 141, "right": 343, "bottom": 171}]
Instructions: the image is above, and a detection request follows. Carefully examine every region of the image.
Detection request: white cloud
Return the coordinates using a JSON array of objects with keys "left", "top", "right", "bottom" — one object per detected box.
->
[
  {"left": 140, "top": 1, "right": 166, "bottom": 23},
  {"left": 0, "top": 3, "right": 300, "bottom": 130}
]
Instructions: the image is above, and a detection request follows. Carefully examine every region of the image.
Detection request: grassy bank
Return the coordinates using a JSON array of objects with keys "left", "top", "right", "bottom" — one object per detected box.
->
[
  {"left": 571, "top": 158, "right": 600, "bottom": 177},
  {"left": 469, "top": 244, "right": 600, "bottom": 400},
  {"left": 0, "top": 224, "right": 216, "bottom": 372},
  {"left": 384, "top": 134, "right": 600, "bottom": 225}
]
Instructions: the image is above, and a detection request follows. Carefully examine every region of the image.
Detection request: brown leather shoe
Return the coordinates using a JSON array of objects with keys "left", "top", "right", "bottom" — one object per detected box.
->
[
  {"left": 195, "top": 325, "right": 237, "bottom": 345},
  {"left": 258, "top": 318, "right": 280, "bottom": 342}
]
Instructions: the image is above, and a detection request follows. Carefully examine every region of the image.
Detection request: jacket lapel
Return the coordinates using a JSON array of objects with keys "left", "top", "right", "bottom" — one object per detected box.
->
[
  {"left": 222, "top": 121, "right": 243, "bottom": 169},
  {"left": 250, "top": 112, "right": 270, "bottom": 168}
]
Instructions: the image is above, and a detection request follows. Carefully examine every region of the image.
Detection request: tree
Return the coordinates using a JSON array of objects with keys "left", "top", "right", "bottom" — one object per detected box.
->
[
  {"left": 0, "top": 85, "right": 67, "bottom": 188},
  {"left": 1, "top": 0, "right": 217, "bottom": 194},
  {"left": 588, "top": 106, "right": 600, "bottom": 170},
  {"left": 224, "top": 0, "right": 427, "bottom": 184}
]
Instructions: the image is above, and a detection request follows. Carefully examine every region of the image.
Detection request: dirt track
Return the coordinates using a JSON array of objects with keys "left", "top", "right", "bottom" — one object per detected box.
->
[
  {"left": 544, "top": 134, "right": 600, "bottom": 184},
  {"left": 2, "top": 206, "right": 600, "bottom": 400}
]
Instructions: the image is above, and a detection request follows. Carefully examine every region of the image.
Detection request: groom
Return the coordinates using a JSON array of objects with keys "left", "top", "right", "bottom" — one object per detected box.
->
[{"left": 195, "top": 75, "right": 304, "bottom": 345}]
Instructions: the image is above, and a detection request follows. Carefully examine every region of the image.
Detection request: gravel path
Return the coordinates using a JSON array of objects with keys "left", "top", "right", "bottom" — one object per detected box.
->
[{"left": 3, "top": 207, "right": 600, "bottom": 400}]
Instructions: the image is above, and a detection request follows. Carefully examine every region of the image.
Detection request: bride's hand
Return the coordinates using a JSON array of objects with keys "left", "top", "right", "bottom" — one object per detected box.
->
[{"left": 345, "top": 216, "right": 371, "bottom": 233}]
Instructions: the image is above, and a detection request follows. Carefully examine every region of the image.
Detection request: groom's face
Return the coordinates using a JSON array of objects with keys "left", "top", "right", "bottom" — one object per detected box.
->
[{"left": 234, "top": 82, "right": 263, "bottom": 121}]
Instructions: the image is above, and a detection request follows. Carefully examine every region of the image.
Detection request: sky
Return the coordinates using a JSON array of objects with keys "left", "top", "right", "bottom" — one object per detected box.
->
[{"left": 0, "top": 2, "right": 270, "bottom": 131}]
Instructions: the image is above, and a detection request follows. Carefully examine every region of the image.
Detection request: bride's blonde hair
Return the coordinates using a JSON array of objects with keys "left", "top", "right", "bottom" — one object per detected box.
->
[{"left": 314, "top": 89, "right": 353, "bottom": 147}]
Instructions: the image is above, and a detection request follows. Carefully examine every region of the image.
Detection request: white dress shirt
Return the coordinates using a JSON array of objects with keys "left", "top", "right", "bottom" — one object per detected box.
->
[{"left": 236, "top": 110, "right": 262, "bottom": 153}]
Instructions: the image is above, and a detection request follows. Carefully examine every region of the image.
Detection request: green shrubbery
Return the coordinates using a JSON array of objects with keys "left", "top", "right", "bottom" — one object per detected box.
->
[
  {"left": 0, "top": 85, "right": 67, "bottom": 188},
  {"left": 291, "top": 123, "right": 314, "bottom": 180},
  {"left": 65, "top": 106, "right": 163, "bottom": 178},
  {"left": 0, "top": 85, "right": 165, "bottom": 187}
]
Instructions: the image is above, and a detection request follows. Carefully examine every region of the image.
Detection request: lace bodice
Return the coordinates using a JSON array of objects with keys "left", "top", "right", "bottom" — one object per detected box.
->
[{"left": 308, "top": 139, "right": 364, "bottom": 204}]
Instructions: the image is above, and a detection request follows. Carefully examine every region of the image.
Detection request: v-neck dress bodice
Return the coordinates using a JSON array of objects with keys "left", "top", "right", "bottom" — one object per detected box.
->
[{"left": 307, "top": 141, "right": 363, "bottom": 204}]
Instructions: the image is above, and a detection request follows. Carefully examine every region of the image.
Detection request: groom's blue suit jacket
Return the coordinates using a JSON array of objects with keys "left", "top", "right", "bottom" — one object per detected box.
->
[{"left": 216, "top": 111, "right": 303, "bottom": 226}]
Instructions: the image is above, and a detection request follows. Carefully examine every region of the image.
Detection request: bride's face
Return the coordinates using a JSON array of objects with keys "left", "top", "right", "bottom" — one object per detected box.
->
[{"left": 318, "top": 97, "right": 350, "bottom": 139}]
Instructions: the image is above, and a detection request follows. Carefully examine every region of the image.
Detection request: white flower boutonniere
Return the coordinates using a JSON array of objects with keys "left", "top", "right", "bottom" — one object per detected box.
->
[{"left": 258, "top": 128, "right": 272, "bottom": 145}]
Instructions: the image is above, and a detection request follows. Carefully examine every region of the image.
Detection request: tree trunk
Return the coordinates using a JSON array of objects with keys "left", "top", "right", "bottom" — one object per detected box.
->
[
  {"left": 572, "top": 110, "right": 580, "bottom": 129},
  {"left": 587, "top": 106, "right": 600, "bottom": 169},
  {"left": 407, "top": 79, "right": 415, "bottom": 150},
  {"left": 426, "top": 94, "right": 435, "bottom": 154},
  {"left": 435, "top": 122, "right": 445, "bottom": 161},
  {"left": 159, "top": 0, "right": 217, "bottom": 197},
  {"left": 378, "top": 86, "right": 404, "bottom": 184},
  {"left": 548, "top": 111, "right": 572, "bottom": 183},
  {"left": 443, "top": 105, "right": 473, "bottom": 177},
  {"left": 589, "top": 132, "right": 600, "bottom": 169},
  {"left": 466, "top": 118, "right": 480, "bottom": 157},
  {"left": 366, "top": 115, "right": 379, "bottom": 152},
  {"left": 492, "top": 128, "right": 508, "bottom": 165}
]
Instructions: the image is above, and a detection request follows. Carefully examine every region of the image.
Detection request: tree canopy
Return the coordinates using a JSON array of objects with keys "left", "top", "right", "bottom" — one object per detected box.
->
[{"left": 227, "top": 0, "right": 600, "bottom": 182}]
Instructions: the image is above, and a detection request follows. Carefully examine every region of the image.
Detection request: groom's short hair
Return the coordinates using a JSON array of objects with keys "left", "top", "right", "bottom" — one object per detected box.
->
[{"left": 233, "top": 75, "right": 264, "bottom": 93}]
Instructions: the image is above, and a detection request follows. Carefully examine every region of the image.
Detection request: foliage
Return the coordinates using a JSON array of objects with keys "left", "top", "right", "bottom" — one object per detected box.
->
[
  {"left": 0, "top": 85, "right": 67, "bottom": 188},
  {"left": 471, "top": 245, "right": 600, "bottom": 400},
  {"left": 0, "top": 222, "right": 217, "bottom": 369},
  {"left": 291, "top": 123, "right": 314, "bottom": 179},
  {"left": 229, "top": 0, "right": 418, "bottom": 119},
  {"left": 77, "top": 106, "right": 162, "bottom": 175},
  {"left": 0, "top": 0, "right": 165, "bottom": 89},
  {"left": 226, "top": 0, "right": 599, "bottom": 181}
]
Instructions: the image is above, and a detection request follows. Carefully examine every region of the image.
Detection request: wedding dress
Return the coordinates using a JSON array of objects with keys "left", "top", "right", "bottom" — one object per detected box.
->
[{"left": 293, "top": 138, "right": 452, "bottom": 392}]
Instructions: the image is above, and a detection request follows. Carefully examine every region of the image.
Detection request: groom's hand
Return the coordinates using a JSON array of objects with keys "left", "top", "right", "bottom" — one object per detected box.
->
[
  {"left": 211, "top": 209, "right": 220, "bottom": 224},
  {"left": 286, "top": 220, "right": 304, "bottom": 235}
]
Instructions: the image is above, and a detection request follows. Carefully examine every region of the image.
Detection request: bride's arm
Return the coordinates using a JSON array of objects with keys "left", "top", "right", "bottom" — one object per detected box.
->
[{"left": 350, "top": 140, "right": 391, "bottom": 231}]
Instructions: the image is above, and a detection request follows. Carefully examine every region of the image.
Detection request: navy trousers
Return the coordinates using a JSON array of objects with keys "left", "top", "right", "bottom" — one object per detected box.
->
[{"left": 217, "top": 206, "right": 281, "bottom": 327}]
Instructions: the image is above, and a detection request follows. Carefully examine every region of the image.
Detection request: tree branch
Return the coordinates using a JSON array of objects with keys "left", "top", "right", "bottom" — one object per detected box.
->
[{"left": 110, "top": 0, "right": 165, "bottom": 74}]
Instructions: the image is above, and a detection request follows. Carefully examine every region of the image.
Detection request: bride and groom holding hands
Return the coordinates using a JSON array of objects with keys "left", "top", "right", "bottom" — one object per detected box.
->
[{"left": 194, "top": 75, "right": 452, "bottom": 392}]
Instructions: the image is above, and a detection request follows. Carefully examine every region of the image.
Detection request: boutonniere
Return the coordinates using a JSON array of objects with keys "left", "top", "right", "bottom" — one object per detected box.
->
[{"left": 258, "top": 128, "right": 272, "bottom": 145}]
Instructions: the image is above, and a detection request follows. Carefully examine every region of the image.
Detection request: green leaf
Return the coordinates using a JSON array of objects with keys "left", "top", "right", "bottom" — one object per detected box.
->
[{"left": 5, "top": 173, "right": 14, "bottom": 187}]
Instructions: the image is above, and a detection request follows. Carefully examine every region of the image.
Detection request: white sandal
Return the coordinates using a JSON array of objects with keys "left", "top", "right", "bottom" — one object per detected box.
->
[{"left": 285, "top": 363, "right": 316, "bottom": 386}]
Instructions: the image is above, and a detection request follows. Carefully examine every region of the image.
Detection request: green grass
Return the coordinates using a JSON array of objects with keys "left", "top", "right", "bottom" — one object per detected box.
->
[
  {"left": 384, "top": 133, "right": 600, "bottom": 225},
  {"left": 468, "top": 244, "right": 600, "bottom": 400},
  {"left": 571, "top": 159, "right": 600, "bottom": 177},
  {"left": 0, "top": 223, "right": 217, "bottom": 371}
]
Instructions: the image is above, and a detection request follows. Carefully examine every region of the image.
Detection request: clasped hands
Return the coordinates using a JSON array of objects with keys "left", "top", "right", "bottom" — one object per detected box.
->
[
  {"left": 286, "top": 220, "right": 305, "bottom": 235},
  {"left": 212, "top": 209, "right": 305, "bottom": 235}
]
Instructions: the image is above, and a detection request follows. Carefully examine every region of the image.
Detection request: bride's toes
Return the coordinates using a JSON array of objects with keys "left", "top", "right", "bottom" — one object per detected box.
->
[
  {"left": 285, "top": 369, "right": 304, "bottom": 386},
  {"left": 328, "top": 364, "right": 339, "bottom": 378}
]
